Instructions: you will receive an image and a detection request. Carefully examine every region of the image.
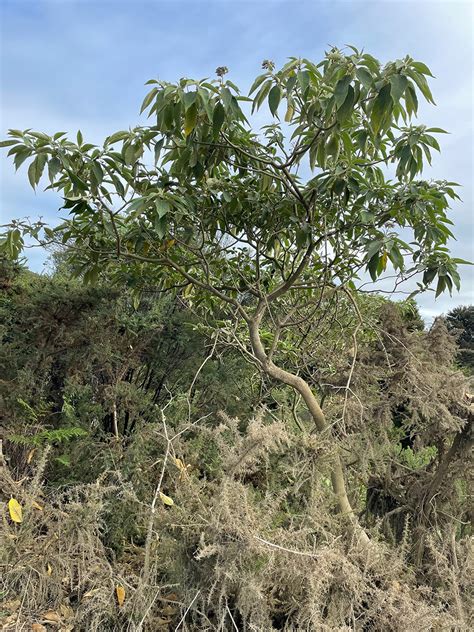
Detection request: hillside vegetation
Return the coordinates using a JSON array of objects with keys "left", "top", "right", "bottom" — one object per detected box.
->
[
  {"left": 1, "top": 48, "right": 472, "bottom": 630},
  {"left": 1, "top": 262, "right": 472, "bottom": 631}
]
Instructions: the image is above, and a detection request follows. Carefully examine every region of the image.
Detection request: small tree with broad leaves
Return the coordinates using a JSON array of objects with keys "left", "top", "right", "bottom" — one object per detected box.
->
[{"left": 1, "top": 46, "right": 469, "bottom": 544}]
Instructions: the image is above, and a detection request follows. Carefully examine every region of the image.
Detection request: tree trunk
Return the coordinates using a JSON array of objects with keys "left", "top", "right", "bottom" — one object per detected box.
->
[{"left": 248, "top": 314, "right": 370, "bottom": 546}]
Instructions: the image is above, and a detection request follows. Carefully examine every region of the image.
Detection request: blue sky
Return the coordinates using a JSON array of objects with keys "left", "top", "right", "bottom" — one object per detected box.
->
[{"left": 1, "top": 0, "right": 473, "bottom": 319}]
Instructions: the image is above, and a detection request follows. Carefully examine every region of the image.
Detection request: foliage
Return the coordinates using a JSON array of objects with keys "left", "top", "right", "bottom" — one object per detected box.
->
[
  {"left": 446, "top": 305, "right": 474, "bottom": 374},
  {"left": 0, "top": 261, "right": 256, "bottom": 482},
  {"left": 1, "top": 49, "right": 468, "bottom": 300},
  {"left": 0, "top": 48, "right": 472, "bottom": 630},
  {"left": 2, "top": 48, "right": 471, "bottom": 547},
  {"left": 1, "top": 264, "right": 472, "bottom": 629}
]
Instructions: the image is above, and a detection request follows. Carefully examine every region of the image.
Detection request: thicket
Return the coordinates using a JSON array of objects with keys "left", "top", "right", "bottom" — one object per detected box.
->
[{"left": 1, "top": 260, "right": 472, "bottom": 631}]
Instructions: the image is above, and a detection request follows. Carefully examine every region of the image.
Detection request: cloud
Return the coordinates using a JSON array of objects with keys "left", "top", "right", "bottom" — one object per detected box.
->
[{"left": 1, "top": 0, "right": 472, "bottom": 317}]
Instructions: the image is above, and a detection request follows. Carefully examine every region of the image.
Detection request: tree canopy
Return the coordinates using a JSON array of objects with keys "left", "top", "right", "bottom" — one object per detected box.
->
[{"left": 1, "top": 47, "right": 466, "bottom": 299}]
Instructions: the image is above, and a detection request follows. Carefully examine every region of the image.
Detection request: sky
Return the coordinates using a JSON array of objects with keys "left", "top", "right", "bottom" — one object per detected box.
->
[{"left": 0, "top": 0, "right": 473, "bottom": 320}]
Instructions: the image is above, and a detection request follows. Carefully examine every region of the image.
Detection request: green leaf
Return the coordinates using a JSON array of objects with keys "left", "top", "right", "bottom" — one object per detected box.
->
[
  {"left": 155, "top": 216, "right": 167, "bottom": 238},
  {"left": 27, "top": 158, "right": 37, "bottom": 188},
  {"left": 423, "top": 134, "right": 440, "bottom": 152},
  {"left": 366, "top": 239, "right": 382, "bottom": 261},
  {"left": 197, "top": 88, "right": 213, "bottom": 121},
  {"left": 367, "top": 254, "right": 380, "bottom": 281},
  {"left": 48, "top": 157, "right": 62, "bottom": 182},
  {"left": 334, "top": 75, "right": 351, "bottom": 108},
  {"left": 388, "top": 245, "right": 404, "bottom": 270},
  {"left": 409, "top": 71, "right": 435, "bottom": 104},
  {"left": 184, "top": 102, "right": 198, "bottom": 136},
  {"left": 155, "top": 198, "right": 170, "bottom": 218},
  {"left": 444, "top": 274, "right": 453, "bottom": 293},
  {"left": 154, "top": 138, "right": 164, "bottom": 164},
  {"left": 140, "top": 87, "right": 158, "bottom": 114},
  {"left": 451, "top": 258, "right": 473, "bottom": 265},
  {"left": 371, "top": 83, "right": 393, "bottom": 133},
  {"left": 0, "top": 139, "right": 20, "bottom": 148},
  {"left": 355, "top": 129, "right": 368, "bottom": 152},
  {"left": 68, "top": 170, "right": 88, "bottom": 191},
  {"left": 286, "top": 75, "right": 297, "bottom": 94},
  {"left": 29, "top": 131, "right": 50, "bottom": 142},
  {"left": 127, "top": 197, "right": 145, "bottom": 213},
  {"left": 91, "top": 161, "right": 104, "bottom": 185},
  {"left": 14, "top": 148, "right": 32, "bottom": 171},
  {"left": 268, "top": 85, "right": 281, "bottom": 116},
  {"left": 107, "top": 131, "right": 129, "bottom": 145},
  {"left": 336, "top": 84, "right": 355, "bottom": 123},
  {"left": 27, "top": 154, "right": 47, "bottom": 189},
  {"left": 249, "top": 74, "right": 267, "bottom": 95},
  {"left": 423, "top": 267, "right": 438, "bottom": 285},
  {"left": 124, "top": 143, "right": 136, "bottom": 165},
  {"left": 411, "top": 61, "right": 434, "bottom": 77},
  {"left": 389, "top": 74, "right": 408, "bottom": 103},
  {"left": 355, "top": 67, "right": 372, "bottom": 89},
  {"left": 253, "top": 81, "right": 272, "bottom": 112},
  {"left": 183, "top": 91, "right": 197, "bottom": 110},
  {"left": 297, "top": 70, "right": 310, "bottom": 95},
  {"left": 77, "top": 130, "right": 83, "bottom": 146},
  {"left": 326, "top": 135, "right": 339, "bottom": 161},
  {"left": 57, "top": 454, "right": 73, "bottom": 467},
  {"left": 212, "top": 102, "right": 225, "bottom": 138},
  {"left": 332, "top": 178, "right": 345, "bottom": 196},
  {"left": 405, "top": 85, "right": 418, "bottom": 117},
  {"left": 221, "top": 87, "right": 233, "bottom": 111},
  {"left": 450, "top": 269, "right": 461, "bottom": 291},
  {"left": 435, "top": 275, "right": 446, "bottom": 297}
]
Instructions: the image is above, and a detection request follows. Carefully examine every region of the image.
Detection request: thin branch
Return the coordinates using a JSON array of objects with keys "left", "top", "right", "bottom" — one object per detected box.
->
[
  {"left": 253, "top": 535, "right": 318, "bottom": 559},
  {"left": 174, "top": 589, "right": 201, "bottom": 631}
]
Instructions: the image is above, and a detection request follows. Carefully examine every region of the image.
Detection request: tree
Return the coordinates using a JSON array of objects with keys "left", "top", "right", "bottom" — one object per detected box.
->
[
  {"left": 1, "top": 47, "right": 468, "bottom": 544},
  {"left": 446, "top": 305, "right": 474, "bottom": 374}
]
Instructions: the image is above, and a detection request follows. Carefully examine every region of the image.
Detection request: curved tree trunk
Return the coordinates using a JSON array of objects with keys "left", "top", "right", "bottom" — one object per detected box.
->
[{"left": 248, "top": 313, "right": 370, "bottom": 546}]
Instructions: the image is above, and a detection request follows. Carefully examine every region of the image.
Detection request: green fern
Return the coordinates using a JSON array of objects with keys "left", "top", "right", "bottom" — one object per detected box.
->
[{"left": 9, "top": 426, "right": 87, "bottom": 447}]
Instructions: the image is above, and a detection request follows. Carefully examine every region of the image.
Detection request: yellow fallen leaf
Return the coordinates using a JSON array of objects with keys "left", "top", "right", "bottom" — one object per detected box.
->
[
  {"left": 2, "top": 613, "right": 18, "bottom": 628},
  {"left": 32, "top": 500, "right": 43, "bottom": 511},
  {"left": 156, "top": 617, "right": 172, "bottom": 628},
  {"left": 31, "top": 624, "right": 47, "bottom": 632},
  {"left": 159, "top": 491, "right": 174, "bottom": 506},
  {"left": 161, "top": 592, "right": 179, "bottom": 602},
  {"left": 27, "top": 448, "right": 36, "bottom": 464},
  {"left": 8, "top": 497, "right": 23, "bottom": 523},
  {"left": 174, "top": 457, "right": 188, "bottom": 481},
  {"left": 3, "top": 598, "right": 21, "bottom": 612},
  {"left": 175, "top": 457, "right": 186, "bottom": 471},
  {"left": 47, "top": 563, "right": 53, "bottom": 576},
  {"left": 59, "top": 603, "right": 74, "bottom": 619},
  {"left": 161, "top": 603, "right": 179, "bottom": 616},
  {"left": 42, "top": 610, "right": 61, "bottom": 623},
  {"left": 116, "top": 584, "right": 126, "bottom": 607}
]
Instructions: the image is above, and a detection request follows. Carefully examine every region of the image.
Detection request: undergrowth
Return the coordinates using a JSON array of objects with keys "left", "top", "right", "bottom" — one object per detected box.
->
[
  {"left": 1, "top": 410, "right": 471, "bottom": 630},
  {"left": 1, "top": 266, "right": 472, "bottom": 630}
]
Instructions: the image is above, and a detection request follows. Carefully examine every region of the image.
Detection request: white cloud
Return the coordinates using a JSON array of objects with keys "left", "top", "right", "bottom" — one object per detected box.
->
[{"left": 1, "top": 0, "right": 472, "bottom": 315}]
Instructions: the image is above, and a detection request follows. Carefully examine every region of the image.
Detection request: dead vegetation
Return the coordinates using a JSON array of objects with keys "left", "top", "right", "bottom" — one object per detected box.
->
[
  {"left": 1, "top": 269, "right": 472, "bottom": 631},
  {"left": 1, "top": 404, "right": 472, "bottom": 631}
]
